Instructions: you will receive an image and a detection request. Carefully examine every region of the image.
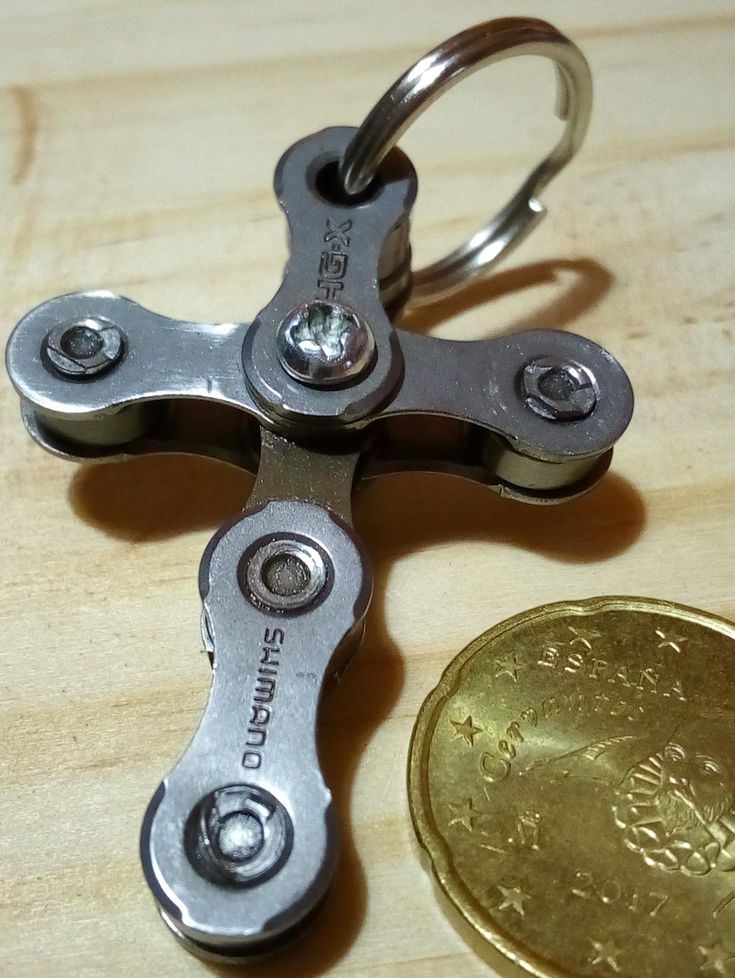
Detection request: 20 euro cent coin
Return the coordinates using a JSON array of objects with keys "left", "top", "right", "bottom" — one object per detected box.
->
[{"left": 408, "top": 597, "right": 735, "bottom": 978}]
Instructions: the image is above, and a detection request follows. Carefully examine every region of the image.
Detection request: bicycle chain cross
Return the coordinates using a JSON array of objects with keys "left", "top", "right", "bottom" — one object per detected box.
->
[{"left": 5, "top": 19, "right": 632, "bottom": 962}]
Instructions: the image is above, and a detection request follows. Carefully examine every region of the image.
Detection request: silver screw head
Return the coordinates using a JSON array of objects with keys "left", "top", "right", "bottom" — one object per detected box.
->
[
  {"left": 521, "top": 357, "right": 598, "bottom": 421},
  {"left": 276, "top": 300, "right": 375, "bottom": 387},
  {"left": 185, "top": 784, "right": 292, "bottom": 887},
  {"left": 42, "top": 316, "right": 125, "bottom": 379}
]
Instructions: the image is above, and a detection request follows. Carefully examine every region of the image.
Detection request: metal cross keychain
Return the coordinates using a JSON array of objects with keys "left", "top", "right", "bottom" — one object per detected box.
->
[{"left": 5, "top": 18, "right": 633, "bottom": 962}]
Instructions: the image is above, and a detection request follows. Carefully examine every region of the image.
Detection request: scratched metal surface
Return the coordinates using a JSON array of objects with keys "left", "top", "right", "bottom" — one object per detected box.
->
[{"left": 1, "top": 2, "right": 734, "bottom": 977}]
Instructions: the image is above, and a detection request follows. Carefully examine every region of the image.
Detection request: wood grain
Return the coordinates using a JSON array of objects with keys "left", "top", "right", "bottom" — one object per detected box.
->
[{"left": 1, "top": 3, "right": 733, "bottom": 977}]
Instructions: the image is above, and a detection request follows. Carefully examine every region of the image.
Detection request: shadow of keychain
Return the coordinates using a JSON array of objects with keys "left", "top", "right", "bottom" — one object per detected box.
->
[{"left": 5, "top": 17, "right": 633, "bottom": 962}]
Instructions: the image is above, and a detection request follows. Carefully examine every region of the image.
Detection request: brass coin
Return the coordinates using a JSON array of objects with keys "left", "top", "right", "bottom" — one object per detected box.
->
[{"left": 408, "top": 597, "right": 735, "bottom": 978}]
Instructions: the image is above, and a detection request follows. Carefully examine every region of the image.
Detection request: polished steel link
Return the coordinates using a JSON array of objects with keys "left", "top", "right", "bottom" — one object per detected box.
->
[{"left": 142, "top": 496, "right": 372, "bottom": 959}]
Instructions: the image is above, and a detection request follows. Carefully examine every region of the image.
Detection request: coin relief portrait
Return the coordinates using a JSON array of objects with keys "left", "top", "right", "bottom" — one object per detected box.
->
[{"left": 613, "top": 719, "right": 735, "bottom": 877}]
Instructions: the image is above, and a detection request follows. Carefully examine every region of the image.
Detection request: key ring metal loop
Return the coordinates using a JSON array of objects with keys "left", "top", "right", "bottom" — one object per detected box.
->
[{"left": 338, "top": 17, "right": 593, "bottom": 307}]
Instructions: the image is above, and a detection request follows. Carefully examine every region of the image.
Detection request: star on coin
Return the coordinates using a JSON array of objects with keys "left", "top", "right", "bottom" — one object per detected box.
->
[
  {"left": 590, "top": 938, "right": 622, "bottom": 972},
  {"left": 655, "top": 627, "right": 687, "bottom": 653},
  {"left": 494, "top": 653, "right": 523, "bottom": 682},
  {"left": 566, "top": 624, "right": 602, "bottom": 649},
  {"left": 698, "top": 942, "right": 732, "bottom": 975},
  {"left": 450, "top": 715, "right": 483, "bottom": 746},
  {"left": 497, "top": 883, "right": 528, "bottom": 917},
  {"left": 448, "top": 797, "right": 477, "bottom": 832}
]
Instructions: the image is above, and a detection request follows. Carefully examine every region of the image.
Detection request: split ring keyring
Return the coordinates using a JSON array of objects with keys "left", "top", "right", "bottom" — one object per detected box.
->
[{"left": 338, "top": 17, "right": 593, "bottom": 306}]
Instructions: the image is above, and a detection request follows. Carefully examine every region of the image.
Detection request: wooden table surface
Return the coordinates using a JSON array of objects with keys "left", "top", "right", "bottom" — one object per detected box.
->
[{"left": 1, "top": 3, "right": 734, "bottom": 976}]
